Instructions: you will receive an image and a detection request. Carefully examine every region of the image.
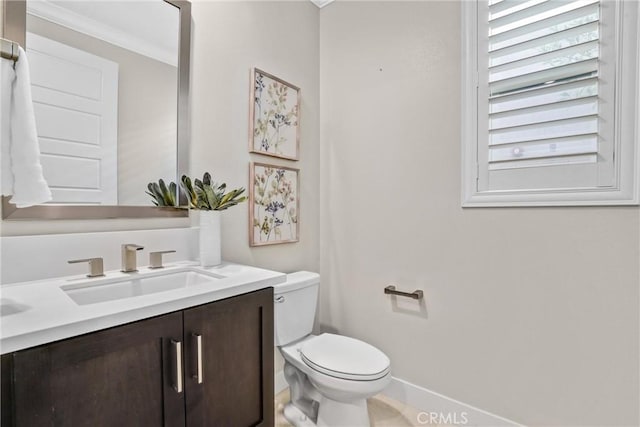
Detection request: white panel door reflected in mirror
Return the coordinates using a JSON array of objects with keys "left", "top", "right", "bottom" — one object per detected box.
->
[
  {"left": 25, "top": 0, "right": 179, "bottom": 206},
  {"left": 27, "top": 32, "right": 118, "bottom": 205}
]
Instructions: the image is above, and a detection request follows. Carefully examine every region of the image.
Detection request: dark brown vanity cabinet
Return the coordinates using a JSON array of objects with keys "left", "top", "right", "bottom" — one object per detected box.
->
[{"left": 1, "top": 288, "right": 274, "bottom": 427}]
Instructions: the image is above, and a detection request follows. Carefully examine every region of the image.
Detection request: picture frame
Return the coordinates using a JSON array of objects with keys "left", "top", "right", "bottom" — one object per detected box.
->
[
  {"left": 249, "top": 68, "right": 300, "bottom": 160},
  {"left": 249, "top": 162, "right": 300, "bottom": 246}
]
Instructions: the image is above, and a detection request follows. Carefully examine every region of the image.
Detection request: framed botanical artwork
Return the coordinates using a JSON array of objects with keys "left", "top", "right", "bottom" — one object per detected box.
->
[
  {"left": 249, "top": 162, "right": 299, "bottom": 246},
  {"left": 249, "top": 68, "right": 300, "bottom": 160}
]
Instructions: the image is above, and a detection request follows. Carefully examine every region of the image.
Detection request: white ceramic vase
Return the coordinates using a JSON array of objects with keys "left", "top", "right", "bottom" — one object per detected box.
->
[{"left": 199, "top": 210, "right": 221, "bottom": 267}]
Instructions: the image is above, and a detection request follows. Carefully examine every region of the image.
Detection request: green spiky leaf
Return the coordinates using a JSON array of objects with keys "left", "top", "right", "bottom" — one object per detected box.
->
[
  {"left": 175, "top": 172, "right": 247, "bottom": 211},
  {"left": 146, "top": 179, "right": 179, "bottom": 207},
  {"left": 159, "top": 179, "right": 175, "bottom": 206},
  {"left": 180, "top": 175, "right": 198, "bottom": 208}
]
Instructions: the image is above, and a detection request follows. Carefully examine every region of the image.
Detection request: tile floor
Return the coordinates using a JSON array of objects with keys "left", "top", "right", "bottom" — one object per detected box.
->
[{"left": 275, "top": 388, "right": 448, "bottom": 427}]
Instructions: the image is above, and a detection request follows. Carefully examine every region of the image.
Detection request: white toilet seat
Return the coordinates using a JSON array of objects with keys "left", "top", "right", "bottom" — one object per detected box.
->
[
  {"left": 300, "top": 333, "right": 390, "bottom": 381},
  {"left": 280, "top": 334, "right": 392, "bottom": 426}
]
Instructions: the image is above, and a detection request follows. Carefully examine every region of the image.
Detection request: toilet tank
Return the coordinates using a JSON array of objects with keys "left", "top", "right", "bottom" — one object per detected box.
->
[{"left": 273, "top": 271, "right": 320, "bottom": 346}]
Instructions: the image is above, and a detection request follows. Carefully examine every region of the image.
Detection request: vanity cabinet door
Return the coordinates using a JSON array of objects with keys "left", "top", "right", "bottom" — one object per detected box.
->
[
  {"left": 183, "top": 287, "right": 274, "bottom": 427},
  {"left": 4, "top": 311, "right": 185, "bottom": 427}
]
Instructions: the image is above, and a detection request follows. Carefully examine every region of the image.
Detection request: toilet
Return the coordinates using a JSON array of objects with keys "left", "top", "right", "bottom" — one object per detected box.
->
[{"left": 274, "top": 272, "right": 391, "bottom": 427}]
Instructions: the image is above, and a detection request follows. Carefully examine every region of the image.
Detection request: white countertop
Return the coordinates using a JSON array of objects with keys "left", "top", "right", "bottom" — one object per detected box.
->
[{"left": 0, "top": 261, "right": 285, "bottom": 354}]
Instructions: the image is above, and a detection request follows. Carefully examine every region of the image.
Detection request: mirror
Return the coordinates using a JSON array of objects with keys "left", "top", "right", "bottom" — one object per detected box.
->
[{"left": 2, "top": 0, "right": 190, "bottom": 219}]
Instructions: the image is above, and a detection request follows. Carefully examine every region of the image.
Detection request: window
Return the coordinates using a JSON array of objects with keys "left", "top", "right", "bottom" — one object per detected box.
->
[{"left": 462, "top": 0, "right": 640, "bottom": 206}]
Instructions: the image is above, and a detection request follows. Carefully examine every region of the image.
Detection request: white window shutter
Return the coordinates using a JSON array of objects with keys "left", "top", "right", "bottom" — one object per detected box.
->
[{"left": 462, "top": 0, "right": 640, "bottom": 206}]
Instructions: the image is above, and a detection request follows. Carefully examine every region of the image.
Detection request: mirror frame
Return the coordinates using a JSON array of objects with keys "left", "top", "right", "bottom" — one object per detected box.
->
[{"left": 1, "top": 0, "right": 190, "bottom": 220}]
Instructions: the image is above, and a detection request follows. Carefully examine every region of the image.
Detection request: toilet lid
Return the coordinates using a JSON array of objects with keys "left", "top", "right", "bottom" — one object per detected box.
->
[{"left": 300, "top": 333, "right": 390, "bottom": 381}]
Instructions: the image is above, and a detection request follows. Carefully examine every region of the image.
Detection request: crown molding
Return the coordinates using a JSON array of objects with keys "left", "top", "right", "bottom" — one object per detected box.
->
[
  {"left": 310, "top": 0, "right": 335, "bottom": 9},
  {"left": 26, "top": 0, "right": 177, "bottom": 66}
]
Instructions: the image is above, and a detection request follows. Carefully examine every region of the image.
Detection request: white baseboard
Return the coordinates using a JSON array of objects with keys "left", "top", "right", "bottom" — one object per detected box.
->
[
  {"left": 275, "top": 372, "right": 523, "bottom": 427},
  {"left": 384, "top": 377, "right": 524, "bottom": 427}
]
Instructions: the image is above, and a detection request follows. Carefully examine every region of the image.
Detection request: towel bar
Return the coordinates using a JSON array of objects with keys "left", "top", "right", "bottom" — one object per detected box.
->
[
  {"left": 0, "top": 37, "right": 20, "bottom": 62},
  {"left": 384, "top": 285, "right": 423, "bottom": 300}
]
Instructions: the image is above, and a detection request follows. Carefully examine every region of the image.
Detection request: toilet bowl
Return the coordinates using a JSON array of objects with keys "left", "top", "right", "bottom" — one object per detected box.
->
[{"left": 274, "top": 272, "right": 391, "bottom": 427}]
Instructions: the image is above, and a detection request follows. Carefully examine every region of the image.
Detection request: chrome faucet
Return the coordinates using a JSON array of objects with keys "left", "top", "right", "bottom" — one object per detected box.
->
[{"left": 121, "top": 244, "right": 144, "bottom": 273}]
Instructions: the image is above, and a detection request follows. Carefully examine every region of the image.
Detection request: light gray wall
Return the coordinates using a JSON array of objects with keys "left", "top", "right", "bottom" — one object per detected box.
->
[
  {"left": 319, "top": 2, "right": 639, "bottom": 426},
  {"left": 189, "top": 1, "right": 320, "bottom": 274}
]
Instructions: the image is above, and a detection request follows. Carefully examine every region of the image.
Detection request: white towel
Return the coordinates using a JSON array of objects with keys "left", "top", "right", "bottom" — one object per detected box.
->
[
  {"left": 1, "top": 46, "right": 52, "bottom": 208},
  {"left": 1, "top": 54, "right": 13, "bottom": 197}
]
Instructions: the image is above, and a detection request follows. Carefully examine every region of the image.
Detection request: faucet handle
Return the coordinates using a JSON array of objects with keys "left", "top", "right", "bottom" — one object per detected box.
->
[
  {"left": 149, "top": 250, "right": 176, "bottom": 269},
  {"left": 68, "top": 257, "right": 105, "bottom": 278}
]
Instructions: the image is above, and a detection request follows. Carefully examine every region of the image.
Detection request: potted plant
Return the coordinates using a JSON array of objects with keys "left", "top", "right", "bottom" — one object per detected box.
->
[
  {"left": 147, "top": 173, "right": 246, "bottom": 266},
  {"left": 181, "top": 172, "right": 246, "bottom": 266}
]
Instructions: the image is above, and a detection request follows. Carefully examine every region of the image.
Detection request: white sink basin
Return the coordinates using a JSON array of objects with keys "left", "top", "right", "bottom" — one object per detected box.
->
[{"left": 62, "top": 268, "right": 224, "bottom": 306}]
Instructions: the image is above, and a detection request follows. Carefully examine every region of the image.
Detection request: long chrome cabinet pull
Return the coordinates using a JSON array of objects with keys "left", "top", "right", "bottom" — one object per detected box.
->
[
  {"left": 171, "top": 340, "right": 183, "bottom": 393},
  {"left": 193, "top": 333, "right": 203, "bottom": 384}
]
